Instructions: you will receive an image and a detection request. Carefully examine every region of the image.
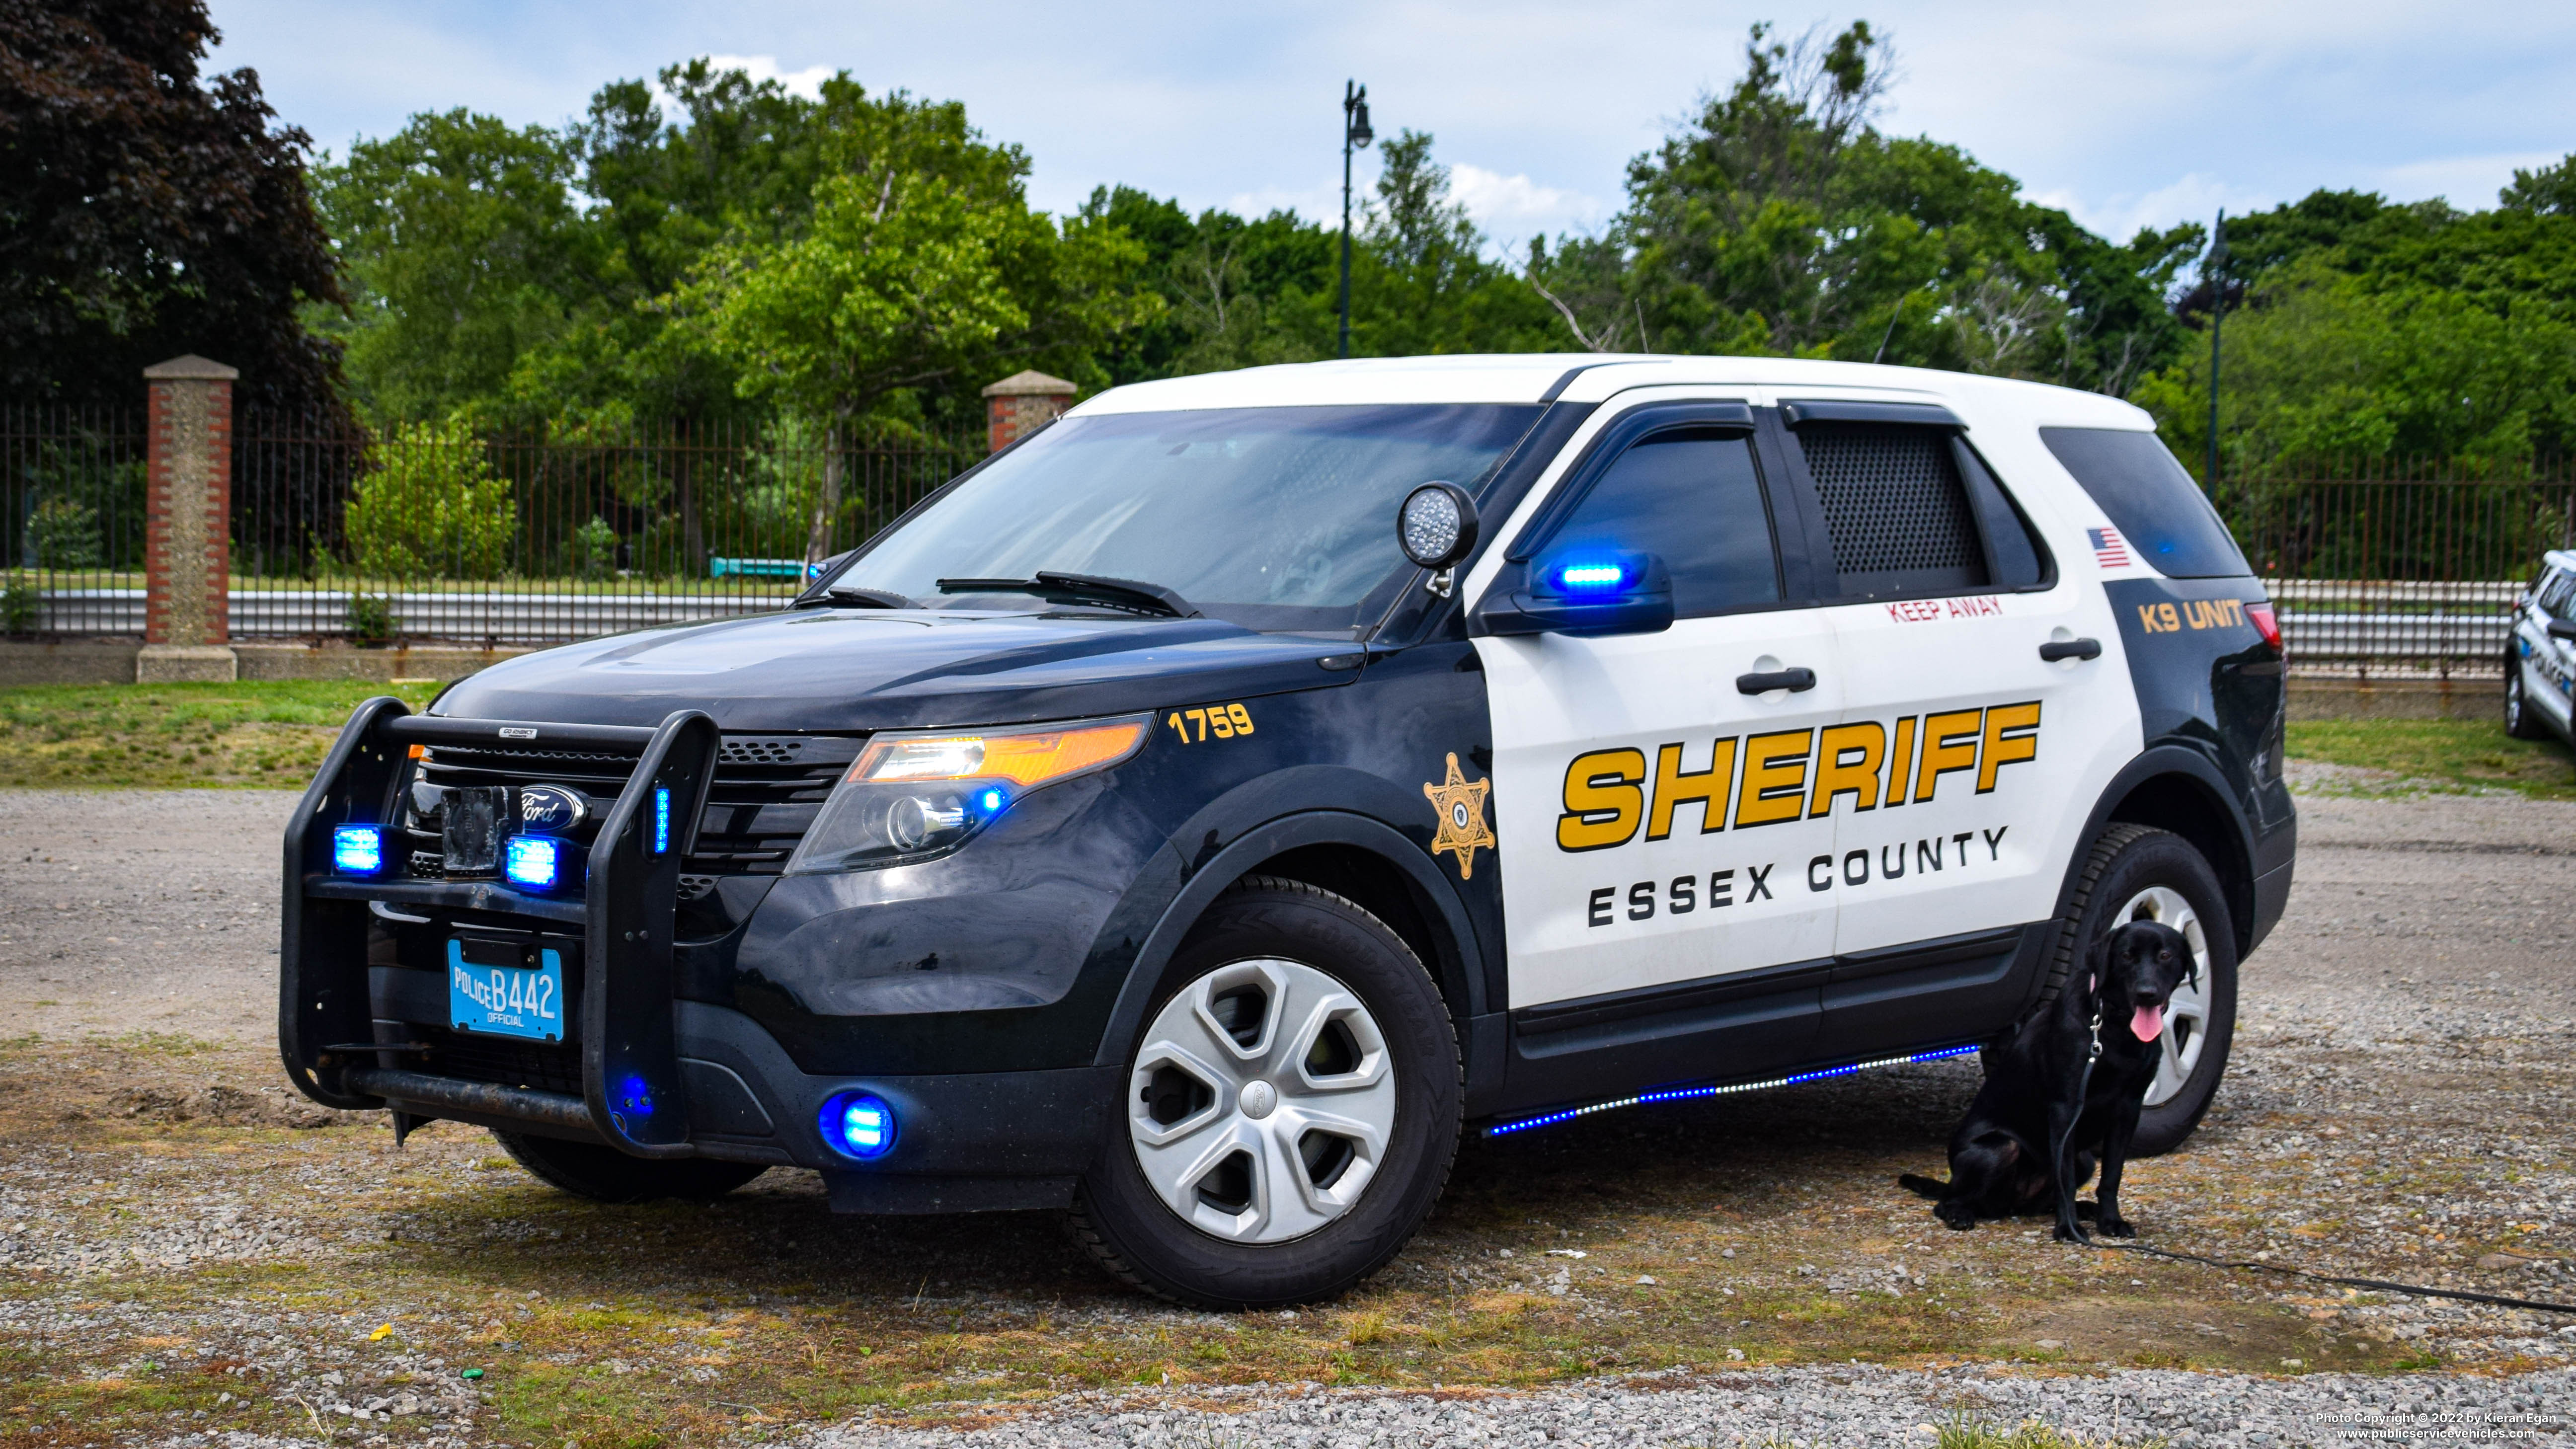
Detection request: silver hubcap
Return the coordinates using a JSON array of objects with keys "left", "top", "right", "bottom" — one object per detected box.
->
[
  {"left": 2117, "top": 885, "right": 2212, "bottom": 1108},
  {"left": 1127, "top": 958, "right": 1397, "bottom": 1244}
]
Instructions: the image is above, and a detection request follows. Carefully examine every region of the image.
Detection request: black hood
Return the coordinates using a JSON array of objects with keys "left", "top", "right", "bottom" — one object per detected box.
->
[{"left": 431, "top": 607, "right": 1357, "bottom": 732}]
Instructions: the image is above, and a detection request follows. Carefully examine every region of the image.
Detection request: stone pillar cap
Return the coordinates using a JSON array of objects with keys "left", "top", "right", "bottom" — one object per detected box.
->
[
  {"left": 143, "top": 355, "right": 240, "bottom": 381},
  {"left": 981, "top": 370, "right": 1077, "bottom": 398}
]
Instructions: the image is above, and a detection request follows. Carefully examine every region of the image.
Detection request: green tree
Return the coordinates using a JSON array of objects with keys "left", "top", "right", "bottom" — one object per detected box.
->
[
  {"left": 680, "top": 85, "right": 1154, "bottom": 560},
  {"left": 343, "top": 422, "right": 518, "bottom": 579},
  {"left": 2135, "top": 261, "right": 2576, "bottom": 476},
  {"left": 1529, "top": 20, "right": 2193, "bottom": 393},
  {"left": 313, "top": 110, "right": 589, "bottom": 422},
  {"left": 2136, "top": 164, "right": 2576, "bottom": 471},
  {"left": 2502, "top": 153, "right": 2576, "bottom": 217},
  {"left": 1349, "top": 131, "right": 1559, "bottom": 357},
  {"left": 1, "top": 0, "right": 348, "bottom": 422}
]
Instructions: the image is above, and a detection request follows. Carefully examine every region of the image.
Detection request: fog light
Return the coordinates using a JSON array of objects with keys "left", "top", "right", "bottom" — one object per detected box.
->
[
  {"left": 332, "top": 825, "right": 384, "bottom": 875},
  {"left": 502, "top": 836, "right": 560, "bottom": 889},
  {"left": 823, "top": 1093, "right": 897, "bottom": 1159}
]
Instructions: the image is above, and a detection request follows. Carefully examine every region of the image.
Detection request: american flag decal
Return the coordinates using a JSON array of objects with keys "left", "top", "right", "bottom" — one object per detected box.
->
[{"left": 2087, "top": 527, "right": 2133, "bottom": 569}]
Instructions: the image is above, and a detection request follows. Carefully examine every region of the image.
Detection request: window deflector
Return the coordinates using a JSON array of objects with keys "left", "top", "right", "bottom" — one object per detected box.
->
[{"left": 1502, "top": 401, "right": 1757, "bottom": 564}]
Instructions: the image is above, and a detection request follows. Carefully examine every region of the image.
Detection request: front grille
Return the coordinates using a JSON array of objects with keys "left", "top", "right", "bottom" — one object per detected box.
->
[
  {"left": 423, "top": 1027, "right": 582, "bottom": 1096},
  {"left": 405, "top": 733, "right": 861, "bottom": 885}
]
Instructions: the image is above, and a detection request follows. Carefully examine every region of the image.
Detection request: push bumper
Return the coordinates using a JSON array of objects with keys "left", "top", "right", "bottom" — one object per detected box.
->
[{"left": 282, "top": 697, "right": 1113, "bottom": 1210}]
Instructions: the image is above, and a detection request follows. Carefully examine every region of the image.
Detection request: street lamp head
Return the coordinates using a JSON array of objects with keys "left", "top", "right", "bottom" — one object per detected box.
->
[{"left": 1345, "top": 81, "right": 1373, "bottom": 149}]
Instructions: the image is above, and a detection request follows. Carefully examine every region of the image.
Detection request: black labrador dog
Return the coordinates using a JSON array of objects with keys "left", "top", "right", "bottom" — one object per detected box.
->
[{"left": 1899, "top": 919, "right": 2194, "bottom": 1239}]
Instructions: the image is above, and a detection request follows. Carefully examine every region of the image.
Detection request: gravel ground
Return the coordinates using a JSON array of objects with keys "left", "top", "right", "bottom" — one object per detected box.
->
[
  {"left": 2, "top": 773, "right": 2575, "bottom": 1447},
  {"left": 0, "top": 789, "right": 296, "bottom": 1044},
  {"left": 810, "top": 1365, "right": 2576, "bottom": 1447}
]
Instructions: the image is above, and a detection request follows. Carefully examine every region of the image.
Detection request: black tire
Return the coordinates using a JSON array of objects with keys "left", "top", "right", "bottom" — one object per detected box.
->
[
  {"left": 2038, "top": 824, "right": 2239, "bottom": 1158},
  {"left": 492, "top": 1130, "right": 767, "bottom": 1204},
  {"left": 2505, "top": 653, "right": 2551, "bottom": 740},
  {"left": 1069, "top": 876, "right": 1462, "bottom": 1310}
]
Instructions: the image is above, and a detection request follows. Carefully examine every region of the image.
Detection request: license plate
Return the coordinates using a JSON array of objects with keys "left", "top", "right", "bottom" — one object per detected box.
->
[{"left": 448, "top": 939, "right": 567, "bottom": 1042}]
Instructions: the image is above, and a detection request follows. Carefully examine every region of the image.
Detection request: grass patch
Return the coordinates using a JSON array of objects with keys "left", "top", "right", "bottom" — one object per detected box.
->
[
  {"left": 0, "top": 680, "right": 438, "bottom": 789},
  {"left": 2286, "top": 717, "right": 2576, "bottom": 799}
]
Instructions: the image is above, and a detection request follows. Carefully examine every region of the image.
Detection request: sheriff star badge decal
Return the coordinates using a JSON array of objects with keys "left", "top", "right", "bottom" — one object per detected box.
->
[{"left": 1423, "top": 752, "right": 1495, "bottom": 880}]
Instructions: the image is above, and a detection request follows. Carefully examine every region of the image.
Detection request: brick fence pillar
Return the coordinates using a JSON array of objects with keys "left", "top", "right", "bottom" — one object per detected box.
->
[
  {"left": 981, "top": 370, "right": 1078, "bottom": 454},
  {"left": 139, "top": 354, "right": 238, "bottom": 682}
]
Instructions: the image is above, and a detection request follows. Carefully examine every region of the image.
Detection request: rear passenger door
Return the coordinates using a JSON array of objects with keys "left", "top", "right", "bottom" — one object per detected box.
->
[
  {"left": 1769, "top": 402, "right": 2135, "bottom": 1052},
  {"left": 1478, "top": 402, "right": 1839, "bottom": 1033}
]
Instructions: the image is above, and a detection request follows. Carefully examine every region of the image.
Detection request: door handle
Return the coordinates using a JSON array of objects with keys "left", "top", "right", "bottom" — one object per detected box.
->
[
  {"left": 1735, "top": 667, "right": 1817, "bottom": 694},
  {"left": 2039, "top": 638, "right": 2103, "bottom": 662}
]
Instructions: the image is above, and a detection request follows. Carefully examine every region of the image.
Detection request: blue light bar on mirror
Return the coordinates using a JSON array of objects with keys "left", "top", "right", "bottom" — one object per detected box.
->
[
  {"left": 501, "top": 836, "right": 560, "bottom": 889},
  {"left": 331, "top": 825, "right": 383, "bottom": 875},
  {"left": 1552, "top": 558, "right": 1630, "bottom": 593}
]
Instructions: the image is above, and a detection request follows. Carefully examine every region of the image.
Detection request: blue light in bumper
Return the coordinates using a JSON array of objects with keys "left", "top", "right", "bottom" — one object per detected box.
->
[
  {"left": 822, "top": 1093, "right": 898, "bottom": 1159},
  {"left": 978, "top": 788, "right": 1004, "bottom": 814},
  {"left": 502, "top": 835, "right": 560, "bottom": 889},
  {"left": 653, "top": 787, "right": 671, "bottom": 854},
  {"left": 331, "top": 825, "right": 384, "bottom": 875}
]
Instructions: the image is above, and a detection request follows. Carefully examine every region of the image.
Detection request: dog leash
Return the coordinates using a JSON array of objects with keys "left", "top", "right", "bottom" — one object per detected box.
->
[
  {"left": 2086, "top": 1238, "right": 2576, "bottom": 1316},
  {"left": 2047, "top": 1000, "right": 2576, "bottom": 1316}
]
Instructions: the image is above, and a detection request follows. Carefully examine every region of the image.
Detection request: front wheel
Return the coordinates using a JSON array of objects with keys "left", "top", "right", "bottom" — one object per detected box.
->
[
  {"left": 2505, "top": 654, "right": 2551, "bottom": 740},
  {"left": 2043, "top": 824, "right": 2239, "bottom": 1157},
  {"left": 1070, "top": 877, "right": 1462, "bottom": 1309}
]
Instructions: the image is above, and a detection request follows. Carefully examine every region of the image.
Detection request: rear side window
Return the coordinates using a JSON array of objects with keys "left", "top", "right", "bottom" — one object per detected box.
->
[
  {"left": 1797, "top": 423, "right": 1988, "bottom": 596},
  {"left": 2040, "top": 428, "right": 2250, "bottom": 579},
  {"left": 1546, "top": 428, "right": 1782, "bottom": 617}
]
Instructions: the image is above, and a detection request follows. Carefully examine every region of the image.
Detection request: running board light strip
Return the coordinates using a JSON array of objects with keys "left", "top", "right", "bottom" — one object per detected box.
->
[{"left": 1482, "top": 1044, "right": 1983, "bottom": 1138}]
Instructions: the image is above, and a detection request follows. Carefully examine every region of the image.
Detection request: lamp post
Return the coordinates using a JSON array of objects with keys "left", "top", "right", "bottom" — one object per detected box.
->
[
  {"left": 1339, "top": 79, "right": 1373, "bottom": 359},
  {"left": 2204, "top": 209, "right": 2228, "bottom": 496}
]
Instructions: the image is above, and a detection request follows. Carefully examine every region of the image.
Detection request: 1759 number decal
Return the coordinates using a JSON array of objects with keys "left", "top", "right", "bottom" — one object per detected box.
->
[{"left": 1167, "top": 702, "right": 1256, "bottom": 743}]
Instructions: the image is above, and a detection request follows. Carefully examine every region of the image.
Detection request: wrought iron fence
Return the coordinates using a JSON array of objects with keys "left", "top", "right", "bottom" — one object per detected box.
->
[
  {"left": 2, "top": 411, "right": 984, "bottom": 645},
  {"left": 7, "top": 408, "right": 2568, "bottom": 675},
  {"left": 0, "top": 407, "right": 150, "bottom": 634},
  {"left": 2225, "top": 458, "right": 2576, "bottom": 680}
]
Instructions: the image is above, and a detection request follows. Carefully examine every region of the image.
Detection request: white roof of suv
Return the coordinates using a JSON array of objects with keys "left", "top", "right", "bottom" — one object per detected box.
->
[{"left": 1073, "top": 353, "right": 2154, "bottom": 433}]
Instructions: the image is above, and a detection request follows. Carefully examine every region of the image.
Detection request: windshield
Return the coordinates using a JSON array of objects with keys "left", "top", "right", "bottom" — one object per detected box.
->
[{"left": 828, "top": 404, "right": 1544, "bottom": 630}]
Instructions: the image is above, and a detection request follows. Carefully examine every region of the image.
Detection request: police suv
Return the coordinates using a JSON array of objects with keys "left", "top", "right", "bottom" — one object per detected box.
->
[
  {"left": 2506, "top": 548, "right": 2576, "bottom": 748},
  {"left": 283, "top": 355, "right": 2295, "bottom": 1309}
]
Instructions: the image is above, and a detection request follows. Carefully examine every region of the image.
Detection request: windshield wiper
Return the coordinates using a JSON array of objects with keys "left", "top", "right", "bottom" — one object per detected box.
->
[{"left": 935, "top": 572, "right": 1199, "bottom": 619}]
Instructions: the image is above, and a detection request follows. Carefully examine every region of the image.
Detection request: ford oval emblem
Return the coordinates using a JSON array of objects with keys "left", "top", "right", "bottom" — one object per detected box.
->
[{"left": 519, "top": 784, "right": 587, "bottom": 832}]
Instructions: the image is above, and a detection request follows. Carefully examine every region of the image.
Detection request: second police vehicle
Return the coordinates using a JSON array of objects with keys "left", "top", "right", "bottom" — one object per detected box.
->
[
  {"left": 283, "top": 354, "right": 2295, "bottom": 1308},
  {"left": 2507, "top": 547, "right": 2576, "bottom": 750}
]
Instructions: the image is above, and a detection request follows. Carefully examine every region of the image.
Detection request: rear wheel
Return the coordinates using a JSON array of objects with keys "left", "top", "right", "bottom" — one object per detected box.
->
[
  {"left": 2040, "top": 824, "right": 2239, "bottom": 1157},
  {"left": 1070, "top": 877, "right": 1461, "bottom": 1309},
  {"left": 492, "top": 1130, "right": 767, "bottom": 1203},
  {"left": 2505, "top": 653, "right": 2551, "bottom": 740}
]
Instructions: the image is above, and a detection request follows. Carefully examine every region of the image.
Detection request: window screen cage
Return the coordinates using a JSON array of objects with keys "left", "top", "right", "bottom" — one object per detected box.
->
[{"left": 1796, "top": 423, "right": 1987, "bottom": 593}]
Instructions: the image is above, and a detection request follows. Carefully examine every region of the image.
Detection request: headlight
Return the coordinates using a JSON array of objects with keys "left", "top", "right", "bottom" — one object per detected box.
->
[{"left": 784, "top": 715, "right": 1150, "bottom": 873}]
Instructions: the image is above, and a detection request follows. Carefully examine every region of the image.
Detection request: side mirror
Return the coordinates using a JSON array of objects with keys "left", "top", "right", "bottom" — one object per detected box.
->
[
  {"left": 2546, "top": 619, "right": 2576, "bottom": 642},
  {"left": 1477, "top": 550, "right": 1675, "bottom": 637},
  {"left": 1398, "top": 482, "right": 1479, "bottom": 570}
]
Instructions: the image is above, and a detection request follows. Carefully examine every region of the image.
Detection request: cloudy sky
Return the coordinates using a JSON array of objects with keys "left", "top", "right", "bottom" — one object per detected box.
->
[{"left": 207, "top": 0, "right": 2576, "bottom": 253}]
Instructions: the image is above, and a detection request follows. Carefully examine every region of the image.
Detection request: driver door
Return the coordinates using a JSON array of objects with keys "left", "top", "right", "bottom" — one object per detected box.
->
[{"left": 1479, "top": 403, "right": 1843, "bottom": 1085}]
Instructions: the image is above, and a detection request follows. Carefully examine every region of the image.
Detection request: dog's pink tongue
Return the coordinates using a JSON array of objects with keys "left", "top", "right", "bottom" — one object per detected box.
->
[{"left": 2131, "top": 1005, "right": 2166, "bottom": 1042}]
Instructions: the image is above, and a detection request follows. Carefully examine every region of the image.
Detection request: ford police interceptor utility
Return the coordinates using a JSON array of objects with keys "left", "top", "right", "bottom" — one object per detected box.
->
[
  {"left": 282, "top": 354, "right": 2295, "bottom": 1309},
  {"left": 2507, "top": 547, "right": 2576, "bottom": 749}
]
